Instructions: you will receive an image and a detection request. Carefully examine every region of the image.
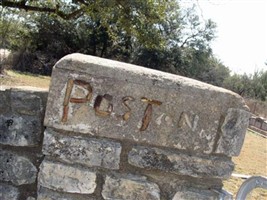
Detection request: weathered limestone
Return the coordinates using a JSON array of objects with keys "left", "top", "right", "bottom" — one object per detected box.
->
[
  {"left": 102, "top": 174, "right": 160, "bottom": 200},
  {"left": 37, "top": 187, "right": 96, "bottom": 200},
  {"left": 27, "top": 197, "right": 36, "bottom": 200},
  {"left": 262, "top": 121, "right": 267, "bottom": 131},
  {"left": 0, "top": 114, "right": 42, "bottom": 146},
  {"left": 0, "top": 55, "right": 251, "bottom": 199},
  {"left": 42, "top": 128, "right": 121, "bottom": 169},
  {"left": 0, "top": 87, "right": 48, "bottom": 199},
  {"left": 215, "top": 108, "right": 251, "bottom": 156},
  {"left": 38, "top": 159, "right": 97, "bottom": 194},
  {"left": 0, "top": 183, "right": 20, "bottom": 200},
  {"left": 0, "top": 150, "right": 37, "bottom": 185},
  {"left": 36, "top": 53, "right": 252, "bottom": 199},
  {"left": 0, "top": 87, "right": 47, "bottom": 146},
  {"left": 44, "top": 53, "right": 250, "bottom": 156},
  {"left": 128, "top": 146, "right": 234, "bottom": 179},
  {"left": 0, "top": 89, "right": 11, "bottom": 114},
  {"left": 10, "top": 90, "right": 43, "bottom": 116}
]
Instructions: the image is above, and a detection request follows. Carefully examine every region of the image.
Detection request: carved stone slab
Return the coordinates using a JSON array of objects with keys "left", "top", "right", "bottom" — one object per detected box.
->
[{"left": 44, "top": 53, "right": 250, "bottom": 156}]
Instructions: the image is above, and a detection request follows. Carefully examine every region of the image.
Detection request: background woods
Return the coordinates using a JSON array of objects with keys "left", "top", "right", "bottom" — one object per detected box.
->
[{"left": 0, "top": 0, "right": 266, "bottom": 101}]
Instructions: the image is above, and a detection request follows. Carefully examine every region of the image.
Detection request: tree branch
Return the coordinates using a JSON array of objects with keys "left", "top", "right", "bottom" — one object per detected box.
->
[
  {"left": 180, "top": 33, "right": 198, "bottom": 48},
  {"left": 57, "top": 8, "right": 85, "bottom": 20},
  {"left": 1, "top": 0, "right": 85, "bottom": 20},
  {"left": 74, "top": 0, "right": 89, "bottom": 6},
  {"left": 1, "top": 0, "right": 56, "bottom": 12}
]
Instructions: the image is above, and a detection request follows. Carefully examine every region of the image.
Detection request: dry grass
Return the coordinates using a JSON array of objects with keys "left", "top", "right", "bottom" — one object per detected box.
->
[
  {"left": 223, "top": 131, "right": 267, "bottom": 199},
  {"left": 1, "top": 70, "right": 266, "bottom": 199},
  {"left": 0, "top": 70, "right": 50, "bottom": 89}
]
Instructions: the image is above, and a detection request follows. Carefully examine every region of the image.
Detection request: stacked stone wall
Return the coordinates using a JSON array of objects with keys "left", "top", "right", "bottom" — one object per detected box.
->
[
  {"left": 0, "top": 87, "right": 48, "bottom": 200},
  {"left": 0, "top": 54, "right": 251, "bottom": 200},
  {"left": 39, "top": 54, "right": 250, "bottom": 200}
]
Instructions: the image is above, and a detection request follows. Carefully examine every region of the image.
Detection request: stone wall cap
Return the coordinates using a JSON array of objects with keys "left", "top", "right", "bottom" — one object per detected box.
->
[
  {"left": 1, "top": 86, "right": 49, "bottom": 92},
  {"left": 44, "top": 53, "right": 250, "bottom": 155},
  {"left": 55, "top": 53, "right": 243, "bottom": 99}
]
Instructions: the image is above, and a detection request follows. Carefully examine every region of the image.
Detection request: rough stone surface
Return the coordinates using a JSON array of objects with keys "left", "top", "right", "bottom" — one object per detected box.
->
[
  {"left": 0, "top": 183, "right": 20, "bottom": 200},
  {"left": 249, "top": 117, "right": 256, "bottom": 126},
  {"left": 0, "top": 89, "right": 11, "bottom": 114},
  {"left": 172, "top": 188, "right": 232, "bottom": 200},
  {"left": 0, "top": 87, "right": 47, "bottom": 146},
  {"left": 128, "top": 146, "right": 234, "bottom": 179},
  {"left": 0, "top": 86, "right": 48, "bottom": 116},
  {"left": 37, "top": 187, "right": 96, "bottom": 200},
  {"left": 0, "top": 151, "right": 37, "bottom": 185},
  {"left": 42, "top": 128, "right": 121, "bottom": 169},
  {"left": 44, "top": 53, "right": 249, "bottom": 155},
  {"left": 142, "top": 171, "right": 224, "bottom": 198},
  {"left": 102, "top": 174, "right": 160, "bottom": 200},
  {"left": 38, "top": 159, "right": 97, "bottom": 194},
  {"left": 0, "top": 56, "right": 246, "bottom": 199},
  {"left": 10, "top": 90, "right": 43, "bottom": 116},
  {"left": 0, "top": 87, "right": 48, "bottom": 199},
  {"left": 0, "top": 114, "right": 42, "bottom": 146},
  {"left": 262, "top": 121, "right": 267, "bottom": 131},
  {"left": 215, "top": 108, "right": 251, "bottom": 156},
  {"left": 26, "top": 197, "right": 36, "bottom": 200}
]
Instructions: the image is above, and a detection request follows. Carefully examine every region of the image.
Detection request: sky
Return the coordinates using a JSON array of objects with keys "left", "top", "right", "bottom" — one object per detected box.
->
[{"left": 184, "top": 0, "right": 267, "bottom": 75}]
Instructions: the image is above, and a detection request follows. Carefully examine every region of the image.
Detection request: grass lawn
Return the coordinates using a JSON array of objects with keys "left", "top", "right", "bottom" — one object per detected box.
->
[
  {"left": 0, "top": 70, "right": 50, "bottom": 89},
  {"left": 223, "top": 131, "right": 267, "bottom": 200},
  {"left": 1, "top": 70, "right": 266, "bottom": 199}
]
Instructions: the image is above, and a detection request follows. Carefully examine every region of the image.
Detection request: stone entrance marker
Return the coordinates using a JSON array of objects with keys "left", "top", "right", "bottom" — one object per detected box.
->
[
  {"left": 45, "top": 53, "right": 250, "bottom": 156},
  {"left": 41, "top": 53, "right": 251, "bottom": 199}
]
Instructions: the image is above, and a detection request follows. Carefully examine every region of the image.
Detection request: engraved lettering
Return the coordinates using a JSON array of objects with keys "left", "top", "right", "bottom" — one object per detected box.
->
[
  {"left": 61, "top": 79, "right": 185, "bottom": 132},
  {"left": 178, "top": 112, "right": 199, "bottom": 131},
  {"left": 63, "top": 79, "right": 74, "bottom": 106},
  {"left": 140, "top": 97, "right": 162, "bottom": 131},
  {"left": 69, "top": 80, "right": 93, "bottom": 103},
  {"left": 122, "top": 96, "right": 135, "bottom": 121},
  {"left": 62, "top": 79, "right": 74, "bottom": 122},
  {"left": 62, "top": 105, "right": 69, "bottom": 123},
  {"left": 62, "top": 79, "right": 92, "bottom": 122},
  {"left": 140, "top": 104, "right": 153, "bottom": 131},
  {"left": 141, "top": 97, "right": 162, "bottom": 106},
  {"left": 94, "top": 94, "right": 113, "bottom": 117}
]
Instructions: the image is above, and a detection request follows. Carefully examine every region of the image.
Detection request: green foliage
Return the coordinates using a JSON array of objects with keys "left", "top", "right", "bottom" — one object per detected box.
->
[
  {"left": 130, "top": 3, "right": 223, "bottom": 84},
  {"left": 0, "top": 7, "right": 30, "bottom": 73},
  {"left": 1, "top": 0, "right": 232, "bottom": 88},
  {"left": 223, "top": 70, "right": 267, "bottom": 101},
  {"left": 0, "top": 8, "right": 27, "bottom": 49}
]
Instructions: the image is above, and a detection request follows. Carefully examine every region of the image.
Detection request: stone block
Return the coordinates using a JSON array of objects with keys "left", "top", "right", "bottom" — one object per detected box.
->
[
  {"left": 0, "top": 89, "right": 11, "bottom": 114},
  {"left": 128, "top": 146, "right": 234, "bottom": 179},
  {"left": 249, "top": 117, "right": 256, "bottom": 126},
  {"left": 44, "top": 53, "right": 250, "bottom": 155},
  {"left": 255, "top": 121, "right": 262, "bottom": 129},
  {"left": 42, "top": 128, "right": 121, "bottom": 169},
  {"left": 38, "top": 159, "right": 97, "bottom": 194},
  {"left": 27, "top": 197, "right": 36, "bottom": 200},
  {"left": 0, "top": 183, "right": 19, "bottom": 200},
  {"left": 10, "top": 89, "right": 44, "bottom": 116},
  {"left": 0, "top": 114, "right": 42, "bottom": 146},
  {"left": 262, "top": 121, "right": 267, "bottom": 131},
  {"left": 215, "top": 108, "right": 251, "bottom": 156},
  {"left": 37, "top": 187, "right": 96, "bottom": 200},
  {"left": 0, "top": 151, "right": 37, "bottom": 185},
  {"left": 172, "top": 188, "right": 232, "bottom": 200},
  {"left": 102, "top": 174, "right": 160, "bottom": 200}
]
